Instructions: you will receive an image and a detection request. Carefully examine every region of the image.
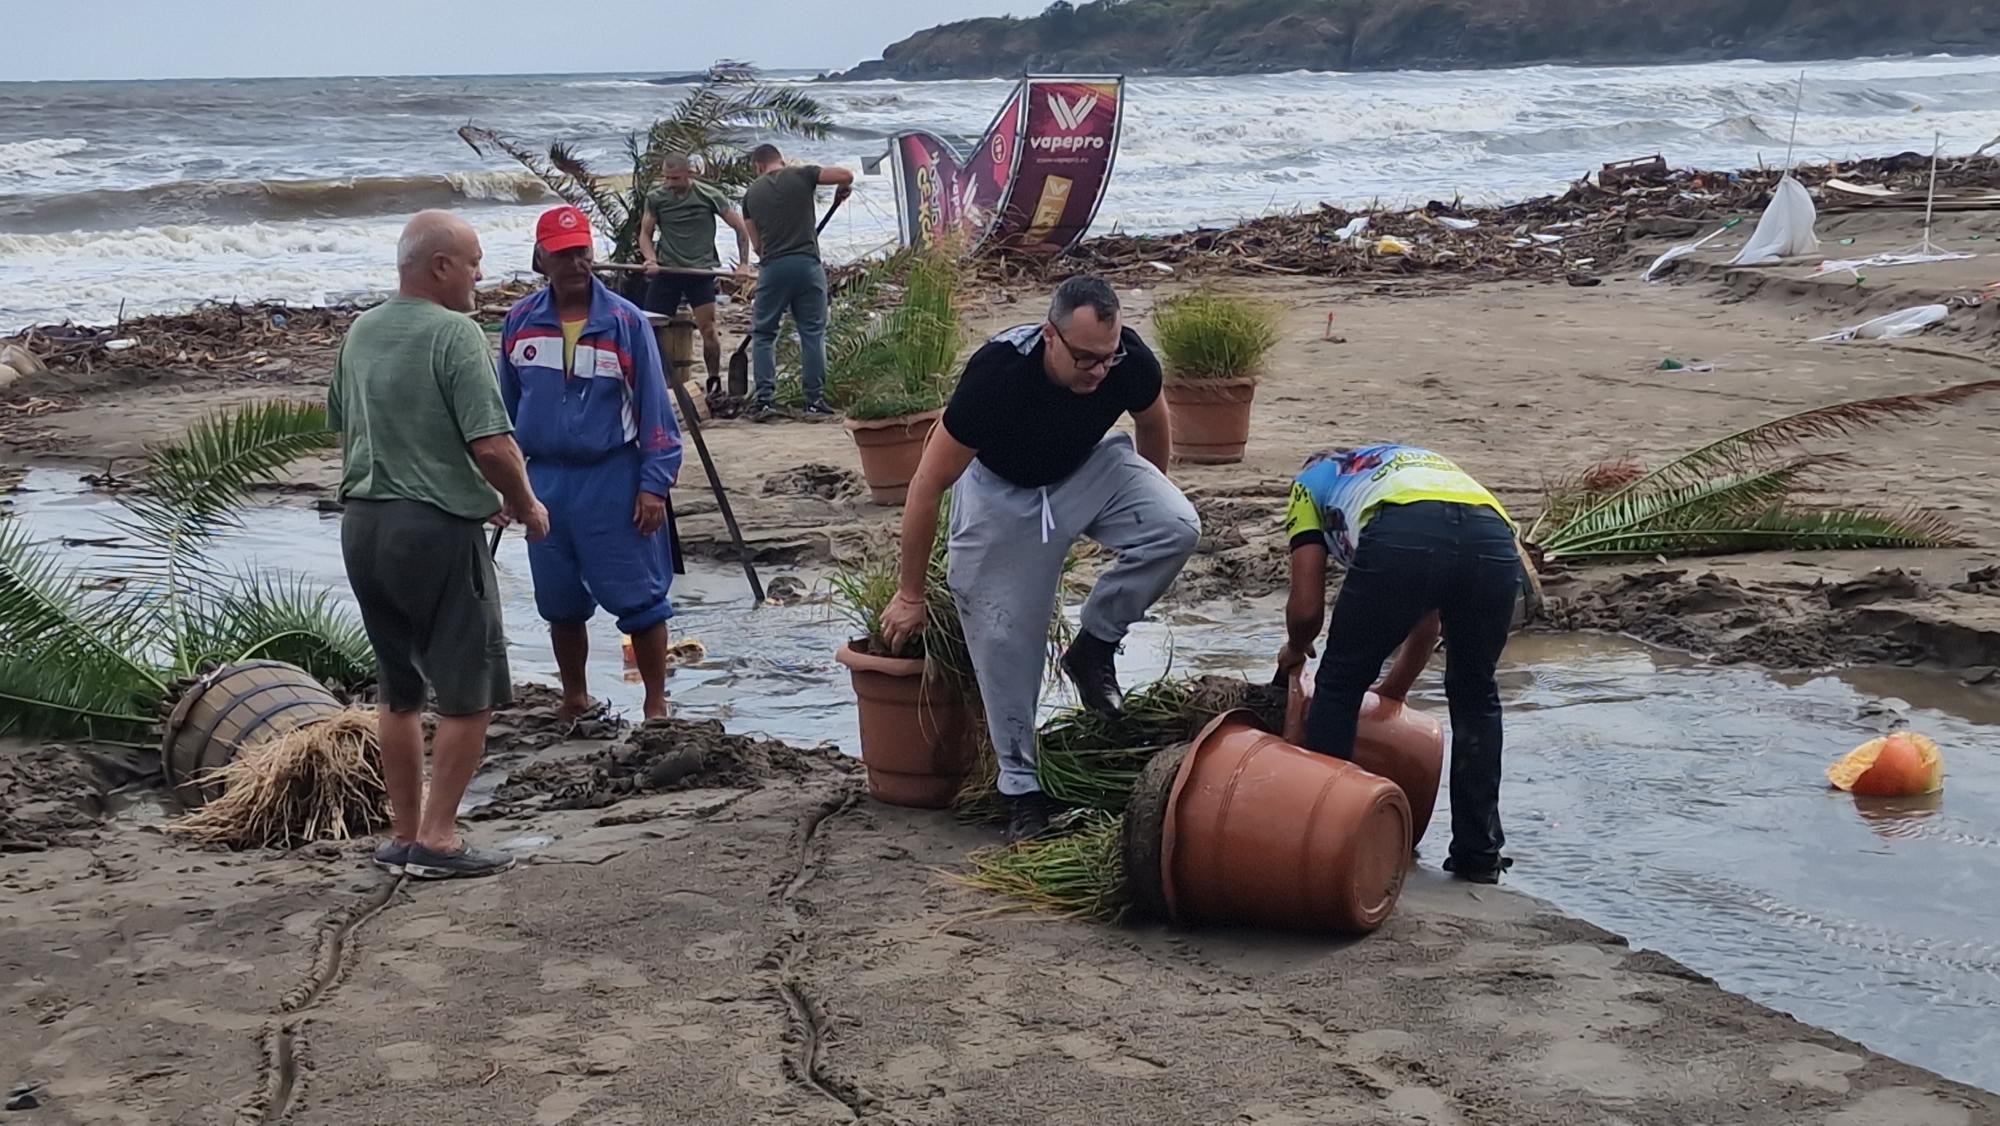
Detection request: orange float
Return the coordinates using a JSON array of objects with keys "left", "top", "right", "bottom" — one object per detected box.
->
[{"left": 1827, "top": 732, "right": 1944, "bottom": 797}]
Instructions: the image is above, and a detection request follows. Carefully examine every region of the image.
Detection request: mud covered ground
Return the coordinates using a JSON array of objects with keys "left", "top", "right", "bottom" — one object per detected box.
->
[{"left": 6, "top": 747, "right": 2000, "bottom": 1125}]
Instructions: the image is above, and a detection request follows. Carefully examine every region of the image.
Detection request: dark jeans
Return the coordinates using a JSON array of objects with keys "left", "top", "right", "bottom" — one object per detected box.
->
[
  {"left": 1302, "top": 500, "right": 1521, "bottom": 870},
  {"left": 749, "top": 253, "right": 827, "bottom": 407}
]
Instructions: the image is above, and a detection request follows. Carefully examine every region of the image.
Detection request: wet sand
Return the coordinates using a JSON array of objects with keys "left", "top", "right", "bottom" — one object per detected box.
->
[
  {"left": 5, "top": 207, "right": 2000, "bottom": 1120},
  {"left": 6, "top": 743, "right": 2000, "bottom": 1125}
]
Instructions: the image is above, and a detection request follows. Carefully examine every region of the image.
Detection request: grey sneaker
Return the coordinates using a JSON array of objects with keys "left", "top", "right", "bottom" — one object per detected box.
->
[
  {"left": 405, "top": 841, "right": 516, "bottom": 880},
  {"left": 373, "top": 839, "right": 412, "bottom": 875}
]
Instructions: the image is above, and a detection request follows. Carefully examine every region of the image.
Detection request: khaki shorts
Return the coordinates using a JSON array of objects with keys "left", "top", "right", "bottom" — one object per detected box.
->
[{"left": 340, "top": 498, "right": 511, "bottom": 716}]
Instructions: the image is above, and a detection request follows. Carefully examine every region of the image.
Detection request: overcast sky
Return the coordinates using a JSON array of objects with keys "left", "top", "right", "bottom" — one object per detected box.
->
[{"left": 6, "top": 0, "right": 1047, "bottom": 82}]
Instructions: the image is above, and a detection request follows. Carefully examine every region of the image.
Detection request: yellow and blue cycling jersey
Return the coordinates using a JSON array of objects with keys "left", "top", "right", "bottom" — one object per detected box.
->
[{"left": 1285, "top": 444, "right": 1511, "bottom": 566}]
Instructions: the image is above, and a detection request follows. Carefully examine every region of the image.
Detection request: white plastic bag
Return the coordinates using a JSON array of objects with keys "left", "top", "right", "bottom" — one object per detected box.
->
[
  {"left": 1732, "top": 176, "right": 1820, "bottom": 266},
  {"left": 1811, "top": 304, "right": 1948, "bottom": 343},
  {"left": 1335, "top": 216, "right": 1370, "bottom": 242}
]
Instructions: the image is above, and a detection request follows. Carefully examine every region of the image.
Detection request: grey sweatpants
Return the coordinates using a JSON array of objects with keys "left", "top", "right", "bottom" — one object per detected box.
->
[{"left": 948, "top": 434, "right": 1201, "bottom": 796}]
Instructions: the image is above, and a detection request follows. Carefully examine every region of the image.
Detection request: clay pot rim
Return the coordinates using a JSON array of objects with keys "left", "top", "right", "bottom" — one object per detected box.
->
[
  {"left": 842, "top": 407, "right": 944, "bottom": 433},
  {"left": 1162, "top": 374, "right": 1260, "bottom": 390},
  {"left": 834, "top": 638, "right": 926, "bottom": 677},
  {"left": 1157, "top": 707, "right": 1259, "bottom": 926}
]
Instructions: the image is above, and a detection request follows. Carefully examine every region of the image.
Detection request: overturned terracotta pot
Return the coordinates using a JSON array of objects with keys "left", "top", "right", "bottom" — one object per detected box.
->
[
  {"left": 1284, "top": 671, "right": 1445, "bottom": 849},
  {"left": 1124, "top": 710, "right": 1412, "bottom": 934},
  {"left": 835, "top": 641, "right": 973, "bottom": 808}
]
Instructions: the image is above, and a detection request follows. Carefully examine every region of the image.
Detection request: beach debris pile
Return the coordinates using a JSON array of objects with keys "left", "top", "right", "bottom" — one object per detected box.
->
[{"left": 1001, "top": 153, "right": 2000, "bottom": 286}]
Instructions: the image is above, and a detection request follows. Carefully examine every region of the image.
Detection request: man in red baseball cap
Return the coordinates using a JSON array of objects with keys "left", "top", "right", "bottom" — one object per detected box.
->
[{"left": 499, "top": 205, "right": 685, "bottom": 721}]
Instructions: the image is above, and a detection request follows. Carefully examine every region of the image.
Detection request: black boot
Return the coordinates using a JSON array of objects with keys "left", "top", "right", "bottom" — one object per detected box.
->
[
  {"left": 1061, "top": 631, "right": 1125, "bottom": 717},
  {"left": 1004, "top": 791, "right": 1055, "bottom": 844}
]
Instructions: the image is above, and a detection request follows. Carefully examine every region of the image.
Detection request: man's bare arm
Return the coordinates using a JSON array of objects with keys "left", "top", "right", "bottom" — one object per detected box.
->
[
  {"left": 470, "top": 434, "right": 538, "bottom": 518},
  {"left": 1132, "top": 396, "right": 1173, "bottom": 472},
  {"left": 721, "top": 208, "right": 752, "bottom": 267},
  {"left": 638, "top": 211, "right": 659, "bottom": 267}
]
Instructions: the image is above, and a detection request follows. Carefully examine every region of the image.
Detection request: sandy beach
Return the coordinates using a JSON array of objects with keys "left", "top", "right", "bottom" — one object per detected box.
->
[{"left": 5, "top": 198, "right": 2000, "bottom": 1123}]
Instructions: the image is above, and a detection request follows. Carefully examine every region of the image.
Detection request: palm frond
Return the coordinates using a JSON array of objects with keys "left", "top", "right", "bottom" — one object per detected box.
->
[
  {"left": 177, "top": 573, "right": 376, "bottom": 690},
  {"left": 546, "top": 142, "right": 628, "bottom": 235},
  {"left": 458, "top": 124, "right": 604, "bottom": 218},
  {"left": 1544, "top": 505, "right": 1968, "bottom": 560},
  {"left": 0, "top": 649, "right": 157, "bottom": 742},
  {"left": 1539, "top": 456, "right": 1845, "bottom": 560},
  {"left": 1583, "top": 380, "right": 2000, "bottom": 514},
  {"left": 0, "top": 520, "right": 166, "bottom": 702}
]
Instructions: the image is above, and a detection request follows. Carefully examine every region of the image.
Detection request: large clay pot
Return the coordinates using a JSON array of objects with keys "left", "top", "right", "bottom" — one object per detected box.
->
[
  {"left": 1163, "top": 380, "right": 1256, "bottom": 464},
  {"left": 844, "top": 410, "right": 942, "bottom": 506},
  {"left": 1284, "top": 671, "right": 1445, "bottom": 849},
  {"left": 1127, "top": 710, "right": 1412, "bottom": 934},
  {"left": 835, "top": 641, "right": 973, "bottom": 808},
  {"left": 161, "top": 660, "right": 344, "bottom": 809}
]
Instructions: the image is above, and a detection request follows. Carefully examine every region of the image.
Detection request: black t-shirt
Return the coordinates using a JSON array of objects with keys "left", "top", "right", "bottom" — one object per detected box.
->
[{"left": 941, "top": 324, "right": 1162, "bottom": 488}]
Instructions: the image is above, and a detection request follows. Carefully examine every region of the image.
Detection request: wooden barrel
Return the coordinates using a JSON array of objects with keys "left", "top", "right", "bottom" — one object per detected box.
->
[
  {"left": 657, "top": 316, "right": 698, "bottom": 386},
  {"left": 161, "top": 660, "right": 343, "bottom": 808}
]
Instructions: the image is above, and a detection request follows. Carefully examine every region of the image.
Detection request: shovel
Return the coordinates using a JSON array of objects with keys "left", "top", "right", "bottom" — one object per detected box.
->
[{"left": 726, "top": 193, "right": 848, "bottom": 398}]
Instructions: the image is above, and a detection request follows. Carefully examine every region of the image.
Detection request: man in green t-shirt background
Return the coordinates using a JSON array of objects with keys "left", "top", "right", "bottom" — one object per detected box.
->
[
  {"left": 329, "top": 209, "right": 548, "bottom": 881},
  {"left": 639, "top": 153, "right": 754, "bottom": 391}
]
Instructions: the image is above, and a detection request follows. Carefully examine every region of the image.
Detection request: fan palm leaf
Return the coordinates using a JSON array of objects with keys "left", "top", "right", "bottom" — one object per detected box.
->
[{"left": 178, "top": 573, "right": 375, "bottom": 690}]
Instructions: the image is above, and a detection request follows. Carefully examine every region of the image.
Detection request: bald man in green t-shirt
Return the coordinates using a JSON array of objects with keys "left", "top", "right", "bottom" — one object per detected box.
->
[{"left": 639, "top": 154, "right": 753, "bottom": 390}]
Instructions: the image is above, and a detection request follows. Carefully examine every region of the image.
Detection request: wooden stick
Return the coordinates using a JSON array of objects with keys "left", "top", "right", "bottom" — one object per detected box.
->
[
  {"left": 592, "top": 263, "right": 744, "bottom": 278},
  {"left": 666, "top": 378, "right": 765, "bottom": 604}
]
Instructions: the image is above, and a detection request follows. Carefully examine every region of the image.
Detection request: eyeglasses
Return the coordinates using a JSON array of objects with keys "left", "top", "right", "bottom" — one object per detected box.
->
[{"left": 1048, "top": 321, "right": 1126, "bottom": 372}]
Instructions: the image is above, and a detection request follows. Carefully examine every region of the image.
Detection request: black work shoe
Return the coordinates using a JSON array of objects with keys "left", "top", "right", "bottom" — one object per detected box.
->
[
  {"left": 747, "top": 402, "right": 783, "bottom": 423},
  {"left": 1444, "top": 855, "right": 1514, "bottom": 885},
  {"left": 1061, "top": 631, "right": 1125, "bottom": 716},
  {"left": 802, "top": 400, "right": 837, "bottom": 418},
  {"left": 405, "top": 841, "right": 517, "bottom": 880},
  {"left": 373, "top": 839, "right": 412, "bottom": 875},
  {"left": 1004, "top": 792, "right": 1055, "bottom": 844}
]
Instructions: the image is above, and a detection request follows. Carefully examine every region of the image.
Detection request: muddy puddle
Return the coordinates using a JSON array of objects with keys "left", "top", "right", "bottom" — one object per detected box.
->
[{"left": 9, "top": 469, "right": 2000, "bottom": 1091}]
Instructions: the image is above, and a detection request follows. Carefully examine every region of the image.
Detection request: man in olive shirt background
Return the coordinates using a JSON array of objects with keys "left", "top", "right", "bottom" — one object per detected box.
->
[
  {"left": 639, "top": 153, "right": 753, "bottom": 390},
  {"left": 739, "top": 143, "right": 853, "bottom": 421},
  {"left": 329, "top": 209, "right": 548, "bottom": 881}
]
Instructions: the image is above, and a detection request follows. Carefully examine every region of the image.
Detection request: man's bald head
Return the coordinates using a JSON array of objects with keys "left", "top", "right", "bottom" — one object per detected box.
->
[
  {"left": 396, "top": 210, "right": 484, "bottom": 313},
  {"left": 660, "top": 152, "right": 695, "bottom": 191}
]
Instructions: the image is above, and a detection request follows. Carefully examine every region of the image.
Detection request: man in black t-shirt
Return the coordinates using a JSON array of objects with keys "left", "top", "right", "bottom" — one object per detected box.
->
[{"left": 879, "top": 276, "right": 1201, "bottom": 841}]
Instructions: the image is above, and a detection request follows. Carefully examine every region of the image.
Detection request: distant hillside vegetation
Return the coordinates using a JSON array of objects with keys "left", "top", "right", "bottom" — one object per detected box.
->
[{"left": 831, "top": 0, "right": 2000, "bottom": 80}]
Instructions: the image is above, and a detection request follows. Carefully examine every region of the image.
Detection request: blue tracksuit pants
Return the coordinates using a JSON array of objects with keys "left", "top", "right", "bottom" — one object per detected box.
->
[{"left": 525, "top": 451, "right": 674, "bottom": 634}]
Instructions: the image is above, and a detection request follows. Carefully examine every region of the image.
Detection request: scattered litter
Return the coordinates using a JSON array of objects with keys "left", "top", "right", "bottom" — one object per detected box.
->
[
  {"left": 102, "top": 339, "right": 138, "bottom": 351},
  {"left": 1731, "top": 175, "right": 1820, "bottom": 266},
  {"left": 1334, "top": 216, "right": 1370, "bottom": 242},
  {"left": 1531, "top": 233, "right": 1564, "bottom": 245},
  {"left": 1567, "top": 274, "right": 1602, "bottom": 288},
  {"left": 1811, "top": 304, "right": 1949, "bottom": 343},
  {"left": 1439, "top": 216, "right": 1480, "bottom": 231},
  {"left": 1657, "top": 358, "right": 1716, "bottom": 372},
  {"left": 1148, "top": 261, "right": 1173, "bottom": 273},
  {"left": 1375, "top": 235, "right": 1410, "bottom": 256},
  {"left": 1643, "top": 219, "right": 1741, "bottom": 283},
  {"left": 1814, "top": 251, "right": 1975, "bottom": 277}
]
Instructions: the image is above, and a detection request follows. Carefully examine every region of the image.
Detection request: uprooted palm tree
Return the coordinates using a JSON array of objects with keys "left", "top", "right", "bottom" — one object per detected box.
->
[
  {"left": 457, "top": 60, "right": 835, "bottom": 265},
  {"left": 0, "top": 400, "right": 373, "bottom": 746},
  {"left": 1527, "top": 380, "right": 2000, "bottom": 565}
]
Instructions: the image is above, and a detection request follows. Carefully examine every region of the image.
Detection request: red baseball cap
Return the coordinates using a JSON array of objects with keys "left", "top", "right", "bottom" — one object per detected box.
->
[{"left": 535, "top": 206, "right": 594, "bottom": 254}]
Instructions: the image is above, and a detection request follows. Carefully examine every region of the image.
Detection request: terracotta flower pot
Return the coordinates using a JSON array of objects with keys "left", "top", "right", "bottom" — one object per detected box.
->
[
  {"left": 1126, "top": 710, "right": 1412, "bottom": 934},
  {"left": 844, "top": 409, "right": 942, "bottom": 506},
  {"left": 834, "top": 640, "right": 973, "bottom": 808},
  {"left": 1284, "top": 671, "right": 1445, "bottom": 849},
  {"left": 1163, "top": 379, "right": 1256, "bottom": 464}
]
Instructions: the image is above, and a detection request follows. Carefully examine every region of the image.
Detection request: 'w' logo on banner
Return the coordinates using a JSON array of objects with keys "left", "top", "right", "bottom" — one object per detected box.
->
[{"left": 1046, "top": 93, "right": 1099, "bottom": 131}]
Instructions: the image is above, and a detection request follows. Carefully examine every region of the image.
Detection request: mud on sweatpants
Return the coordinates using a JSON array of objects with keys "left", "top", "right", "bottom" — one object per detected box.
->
[{"left": 948, "top": 433, "right": 1200, "bottom": 797}]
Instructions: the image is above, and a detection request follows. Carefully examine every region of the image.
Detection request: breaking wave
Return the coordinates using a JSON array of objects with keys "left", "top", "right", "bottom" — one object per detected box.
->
[
  {"left": 0, "top": 170, "right": 560, "bottom": 234},
  {"left": 0, "top": 137, "right": 91, "bottom": 179}
]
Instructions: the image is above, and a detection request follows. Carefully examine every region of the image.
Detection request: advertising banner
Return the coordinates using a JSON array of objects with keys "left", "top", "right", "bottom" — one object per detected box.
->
[
  {"left": 987, "top": 76, "right": 1123, "bottom": 255},
  {"left": 885, "top": 75, "right": 1121, "bottom": 257}
]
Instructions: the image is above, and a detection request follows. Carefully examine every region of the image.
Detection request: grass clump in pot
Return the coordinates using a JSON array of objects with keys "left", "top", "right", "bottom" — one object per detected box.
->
[
  {"left": 833, "top": 250, "right": 965, "bottom": 421},
  {"left": 1034, "top": 675, "right": 1278, "bottom": 811},
  {"left": 1151, "top": 288, "right": 1278, "bottom": 382}
]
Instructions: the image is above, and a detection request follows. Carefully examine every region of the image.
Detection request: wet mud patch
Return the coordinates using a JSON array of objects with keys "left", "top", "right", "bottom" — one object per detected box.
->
[
  {"left": 477, "top": 719, "right": 858, "bottom": 815},
  {"left": 761, "top": 462, "right": 865, "bottom": 502},
  {"left": 0, "top": 743, "right": 112, "bottom": 848},
  {"left": 1541, "top": 566, "right": 2000, "bottom": 674}
]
